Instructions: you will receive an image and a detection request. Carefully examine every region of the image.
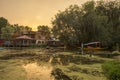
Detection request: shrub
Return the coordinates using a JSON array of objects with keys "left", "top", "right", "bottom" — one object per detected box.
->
[
  {"left": 51, "top": 68, "right": 72, "bottom": 80},
  {"left": 112, "top": 51, "right": 120, "bottom": 55},
  {"left": 102, "top": 61, "right": 120, "bottom": 80}
]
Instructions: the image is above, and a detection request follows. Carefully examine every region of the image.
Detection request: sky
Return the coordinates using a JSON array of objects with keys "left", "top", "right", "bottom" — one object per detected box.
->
[{"left": 0, "top": 0, "right": 99, "bottom": 31}]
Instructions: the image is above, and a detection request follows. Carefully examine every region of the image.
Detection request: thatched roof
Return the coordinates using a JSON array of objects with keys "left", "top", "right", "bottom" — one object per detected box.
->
[{"left": 16, "top": 35, "right": 32, "bottom": 40}]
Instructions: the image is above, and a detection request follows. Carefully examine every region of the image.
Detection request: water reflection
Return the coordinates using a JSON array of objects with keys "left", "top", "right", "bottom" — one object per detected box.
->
[{"left": 22, "top": 62, "right": 54, "bottom": 80}]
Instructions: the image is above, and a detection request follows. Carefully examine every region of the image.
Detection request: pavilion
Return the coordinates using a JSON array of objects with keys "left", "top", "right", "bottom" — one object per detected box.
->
[{"left": 15, "top": 35, "right": 33, "bottom": 47}]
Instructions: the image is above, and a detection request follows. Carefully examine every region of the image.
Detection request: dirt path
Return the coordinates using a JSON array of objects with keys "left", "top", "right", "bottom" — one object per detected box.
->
[{"left": 22, "top": 62, "right": 54, "bottom": 80}]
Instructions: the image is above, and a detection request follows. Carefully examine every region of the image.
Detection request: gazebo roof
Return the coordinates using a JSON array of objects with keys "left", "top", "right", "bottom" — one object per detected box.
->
[{"left": 16, "top": 35, "right": 32, "bottom": 40}]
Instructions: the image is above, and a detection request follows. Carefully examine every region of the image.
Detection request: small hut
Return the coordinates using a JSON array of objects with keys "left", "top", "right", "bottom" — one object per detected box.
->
[{"left": 15, "top": 35, "right": 33, "bottom": 47}]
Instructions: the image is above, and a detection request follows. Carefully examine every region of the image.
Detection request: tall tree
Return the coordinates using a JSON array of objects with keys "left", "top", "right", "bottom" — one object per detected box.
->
[
  {"left": 12, "top": 24, "right": 32, "bottom": 37},
  {"left": 37, "top": 25, "right": 51, "bottom": 39},
  {"left": 11, "top": 24, "right": 23, "bottom": 37},
  {"left": 0, "top": 17, "right": 8, "bottom": 34},
  {"left": 52, "top": 5, "right": 82, "bottom": 47},
  {"left": 82, "top": 1, "right": 110, "bottom": 44},
  {"left": 1, "top": 25, "right": 14, "bottom": 40},
  {"left": 12, "top": 24, "right": 21, "bottom": 33},
  {"left": 52, "top": 2, "right": 109, "bottom": 47},
  {"left": 96, "top": 0, "right": 120, "bottom": 50},
  {"left": 24, "top": 26, "right": 32, "bottom": 32}
]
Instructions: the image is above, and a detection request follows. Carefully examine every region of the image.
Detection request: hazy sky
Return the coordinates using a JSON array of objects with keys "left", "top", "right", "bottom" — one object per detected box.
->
[{"left": 0, "top": 0, "right": 98, "bottom": 30}]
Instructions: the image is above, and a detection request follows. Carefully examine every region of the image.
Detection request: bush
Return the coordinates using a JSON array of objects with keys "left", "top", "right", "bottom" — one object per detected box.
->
[
  {"left": 112, "top": 51, "right": 120, "bottom": 55},
  {"left": 102, "top": 61, "right": 120, "bottom": 80}
]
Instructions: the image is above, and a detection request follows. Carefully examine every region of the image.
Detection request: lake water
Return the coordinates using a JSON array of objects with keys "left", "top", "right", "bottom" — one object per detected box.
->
[{"left": 22, "top": 62, "right": 54, "bottom": 80}]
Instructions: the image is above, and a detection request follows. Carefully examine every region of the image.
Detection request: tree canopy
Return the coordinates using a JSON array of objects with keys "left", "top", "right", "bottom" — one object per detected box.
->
[
  {"left": 37, "top": 25, "right": 51, "bottom": 39},
  {"left": 1, "top": 25, "right": 14, "bottom": 40},
  {"left": 0, "top": 17, "right": 8, "bottom": 34},
  {"left": 52, "top": 0, "right": 120, "bottom": 49}
]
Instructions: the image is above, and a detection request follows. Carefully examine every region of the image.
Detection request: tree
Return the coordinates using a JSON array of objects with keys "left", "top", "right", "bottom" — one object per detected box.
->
[
  {"left": 37, "top": 25, "right": 51, "bottom": 39},
  {"left": 52, "top": 2, "right": 109, "bottom": 48},
  {"left": 96, "top": 0, "right": 120, "bottom": 50},
  {"left": 52, "top": 5, "right": 82, "bottom": 47},
  {"left": 0, "top": 17, "right": 8, "bottom": 34},
  {"left": 82, "top": 1, "right": 110, "bottom": 44},
  {"left": 24, "top": 26, "right": 32, "bottom": 32},
  {"left": 11, "top": 24, "right": 32, "bottom": 37},
  {"left": 52, "top": 0, "right": 119, "bottom": 50},
  {"left": 11, "top": 24, "right": 23, "bottom": 37},
  {"left": 1, "top": 25, "right": 14, "bottom": 40},
  {"left": 12, "top": 24, "right": 21, "bottom": 33}
]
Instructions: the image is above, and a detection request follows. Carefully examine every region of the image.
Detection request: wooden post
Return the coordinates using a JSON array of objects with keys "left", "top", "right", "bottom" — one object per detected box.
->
[{"left": 81, "top": 43, "right": 84, "bottom": 54}]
